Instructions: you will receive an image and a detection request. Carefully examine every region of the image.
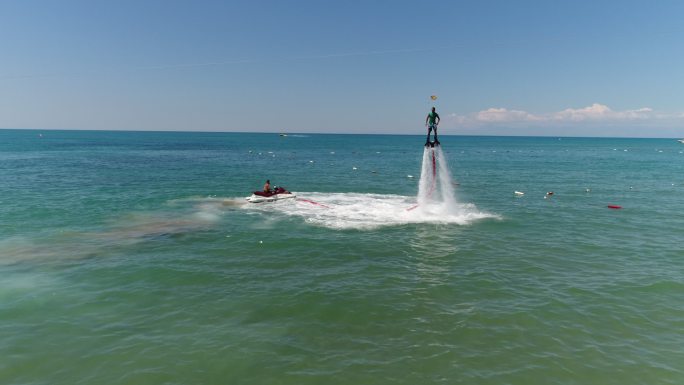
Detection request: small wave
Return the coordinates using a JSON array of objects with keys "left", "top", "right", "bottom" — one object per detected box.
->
[{"left": 247, "top": 192, "right": 498, "bottom": 230}]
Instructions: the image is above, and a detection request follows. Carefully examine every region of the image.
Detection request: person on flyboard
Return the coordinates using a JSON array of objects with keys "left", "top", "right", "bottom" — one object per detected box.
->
[{"left": 425, "top": 107, "right": 440, "bottom": 147}]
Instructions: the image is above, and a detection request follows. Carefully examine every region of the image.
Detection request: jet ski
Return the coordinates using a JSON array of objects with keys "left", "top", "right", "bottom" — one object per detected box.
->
[{"left": 245, "top": 186, "right": 296, "bottom": 203}]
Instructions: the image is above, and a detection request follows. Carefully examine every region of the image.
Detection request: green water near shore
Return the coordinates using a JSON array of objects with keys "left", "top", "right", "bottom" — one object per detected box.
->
[{"left": 2, "top": 130, "right": 683, "bottom": 384}]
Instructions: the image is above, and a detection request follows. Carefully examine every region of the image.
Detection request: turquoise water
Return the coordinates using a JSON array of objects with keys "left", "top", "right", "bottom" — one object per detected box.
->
[{"left": 2, "top": 129, "right": 684, "bottom": 384}]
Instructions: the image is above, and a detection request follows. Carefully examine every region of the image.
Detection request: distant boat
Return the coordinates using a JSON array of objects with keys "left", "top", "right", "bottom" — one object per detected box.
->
[
  {"left": 279, "top": 133, "right": 288, "bottom": 137},
  {"left": 678, "top": 139, "right": 684, "bottom": 144}
]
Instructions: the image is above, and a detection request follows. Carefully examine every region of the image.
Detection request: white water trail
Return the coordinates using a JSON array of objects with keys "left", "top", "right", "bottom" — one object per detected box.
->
[
  {"left": 417, "top": 148, "right": 436, "bottom": 206},
  {"left": 254, "top": 145, "right": 498, "bottom": 230},
  {"left": 417, "top": 146, "right": 458, "bottom": 213}
]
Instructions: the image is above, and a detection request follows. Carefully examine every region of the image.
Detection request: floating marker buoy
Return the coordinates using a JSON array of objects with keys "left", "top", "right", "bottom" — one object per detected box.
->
[
  {"left": 585, "top": 188, "right": 591, "bottom": 192},
  {"left": 514, "top": 191, "right": 524, "bottom": 196},
  {"left": 607, "top": 205, "right": 622, "bottom": 209},
  {"left": 352, "top": 167, "right": 357, "bottom": 170}
]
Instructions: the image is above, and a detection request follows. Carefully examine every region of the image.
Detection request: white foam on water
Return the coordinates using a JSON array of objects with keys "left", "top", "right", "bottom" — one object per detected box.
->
[
  {"left": 247, "top": 145, "right": 497, "bottom": 230},
  {"left": 247, "top": 192, "right": 496, "bottom": 230},
  {"left": 193, "top": 201, "right": 229, "bottom": 222},
  {"left": 168, "top": 196, "right": 249, "bottom": 222}
]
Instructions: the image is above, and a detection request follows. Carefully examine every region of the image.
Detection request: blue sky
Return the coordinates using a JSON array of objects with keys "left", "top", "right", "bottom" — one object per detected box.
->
[{"left": 1, "top": 0, "right": 683, "bottom": 137}]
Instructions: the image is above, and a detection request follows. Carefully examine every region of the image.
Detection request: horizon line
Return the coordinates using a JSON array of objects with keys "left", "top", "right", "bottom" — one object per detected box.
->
[{"left": 1, "top": 127, "right": 682, "bottom": 140}]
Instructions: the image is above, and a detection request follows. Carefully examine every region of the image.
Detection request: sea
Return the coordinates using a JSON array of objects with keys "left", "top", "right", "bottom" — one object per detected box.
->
[{"left": 1, "top": 129, "right": 683, "bottom": 385}]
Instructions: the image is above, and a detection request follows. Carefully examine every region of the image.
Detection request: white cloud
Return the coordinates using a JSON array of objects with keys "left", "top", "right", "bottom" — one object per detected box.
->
[
  {"left": 475, "top": 108, "right": 542, "bottom": 122},
  {"left": 453, "top": 103, "right": 662, "bottom": 126},
  {"left": 551, "top": 103, "right": 653, "bottom": 121}
]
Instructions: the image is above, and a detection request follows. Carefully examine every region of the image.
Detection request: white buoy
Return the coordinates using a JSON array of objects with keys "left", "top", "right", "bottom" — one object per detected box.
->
[
  {"left": 586, "top": 188, "right": 591, "bottom": 192},
  {"left": 514, "top": 191, "right": 524, "bottom": 196},
  {"left": 352, "top": 167, "right": 357, "bottom": 170}
]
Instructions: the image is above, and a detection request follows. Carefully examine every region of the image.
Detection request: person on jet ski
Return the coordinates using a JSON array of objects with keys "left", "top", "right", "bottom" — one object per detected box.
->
[{"left": 263, "top": 179, "right": 271, "bottom": 193}]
